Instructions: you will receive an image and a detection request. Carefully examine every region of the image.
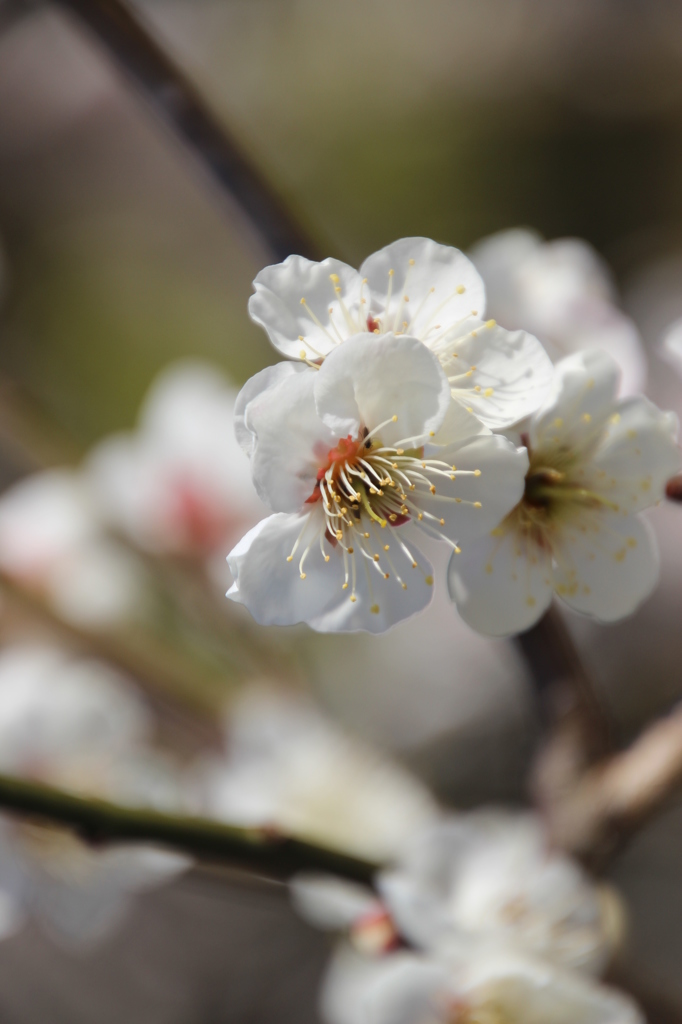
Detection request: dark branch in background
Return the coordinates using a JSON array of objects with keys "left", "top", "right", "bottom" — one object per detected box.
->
[
  {"left": 666, "top": 474, "right": 682, "bottom": 502},
  {"left": 0, "top": 772, "right": 377, "bottom": 887},
  {"left": 50, "top": 0, "right": 323, "bottom": 263}
]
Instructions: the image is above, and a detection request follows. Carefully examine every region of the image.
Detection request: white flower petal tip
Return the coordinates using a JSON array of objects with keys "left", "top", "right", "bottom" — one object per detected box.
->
[
  {"left": 660, "top": 316, "right": 682, "bottom": 378},
  {"left": 230, "top": 335, "right": 528, "bottom": 633},
  {"left": 470, "top": 228, "right": 647, "bottom": 397},
  {"left": 449, "top": 349, "right": 681, "bottom": 636}
]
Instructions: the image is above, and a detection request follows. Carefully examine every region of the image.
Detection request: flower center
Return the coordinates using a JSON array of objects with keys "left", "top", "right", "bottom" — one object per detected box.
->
[{"left": 287, "top": 415, "right": 483, "bottom": 614}]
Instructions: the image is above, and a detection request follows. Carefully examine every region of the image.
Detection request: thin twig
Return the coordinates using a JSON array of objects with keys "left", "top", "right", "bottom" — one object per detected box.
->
[
  {"left": 50, "top": 0, "right": 322, "bottom": 263},
  {"left": 0, "top": 772, "right": 377, "bottom": 885}
]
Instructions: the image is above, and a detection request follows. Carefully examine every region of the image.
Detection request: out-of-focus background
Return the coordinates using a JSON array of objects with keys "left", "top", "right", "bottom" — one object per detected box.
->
[{"left": 1, "top": 1, "right": 682, "bottom": 1020}]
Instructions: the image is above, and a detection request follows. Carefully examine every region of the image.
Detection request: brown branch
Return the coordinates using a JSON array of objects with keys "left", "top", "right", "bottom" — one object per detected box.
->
[
  {"left": 50, "top": 0, "right": 323, "bottom": 262},
  {"left": 540, "top": 701, "right": 682, "bottom": 867},
  {"left": 0, "top": 772, "right": 377, "bottom": 886}
]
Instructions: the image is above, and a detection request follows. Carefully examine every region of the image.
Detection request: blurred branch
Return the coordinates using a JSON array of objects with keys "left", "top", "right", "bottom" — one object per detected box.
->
[
  {"left": 0, "top": 772, "right": 377, "bottom": 886},
  {"left": 50, "top": 0, "right": 322, "bottom": 263},
  {"left": 537, "top": 701, "right": 682, "bottom": 869}
]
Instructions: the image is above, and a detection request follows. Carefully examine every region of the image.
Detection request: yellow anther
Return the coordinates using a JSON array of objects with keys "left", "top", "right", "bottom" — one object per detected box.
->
[
  {"left": 329, "top": 273, "right": 340, "bottom": 283},
  {"left": 392, "top": 415, "right": 398, "bottom": 422},
  {"left": 300, "top": 297, "right": 306, "bottom": 305},
  {"left": 335, "top": 530, "right": 343, "bottom": 540},
  {"left": 349, "top": 594, "right": 357, "bottom": 602},
  {"left": 425, "top": 575, "right": 434, "bottom": 586},
  {"left": 474, "top": 469, "right": 481, "bottom": 476},
  {"left": 396, "top": 448, "right": 404, "bottom": 455},
  {"left": 456, "top": 285, "right": 466, "bottom": 294},
  {"left": 409, "top": 258, "right": 415, "bottom": 265},
  {"left": 383, "top": 573, "right": 389, "bottom": 579},
  {"left": 429, "top": 430, "right": 435, "bottom": 437},
  {"left": 454, "top": 545, "right": 461, "bottom": 554},
  {"left": 417, "top": 512, "right": 423, "bottom": 520},
  {"left": 439, "top": 518, "right": 445, "bottom": 526},
  {"left": 471, "top": 310, "right": 478, "bottom": 316},
  {"left": 486, "top": 319, "right": 496, "bottom": 328},
  {"left": 286, "top": 555, "right": 293, "bottom": 562},
  {"left": 300, "top": 572, "right": 307, "bottom": 579},
  {"left": 388, "top": 269, "right": 395, "bottom": 277},
  {"left": 383, "top": 544, "right": 390, "bottom": 551},
  {"left": 370, "top": 603, "right": 380, "bottom": 614},
  {"left": 389, "top": 514, "right": 397, "bottom": 522},
  {"left": 373, "top": 554, "right": 380, "bottom": 562},
  {"left": 348, "top": 546, "right": 354, "bottom": 554},
  {"left": 403, "top": 295, "right": 409, "bottom": 302},
  {"left": 363, "top": 532, "right": 370, "bottom": 538},
  {"left": 526, "top": 596, "right": 536, "bottom": 607},
  {"left": 411, "top": 561, "right": 418, "bottom": 568},
  {"left": 342, "top": 582, "right": 348, "bottom": 590},
  {"left": 324, "top": 554, "right": 330, "bottom": 562},
  {"left": 471, "top": 330, "right": 477, "bottom": 337},
  {"left": 582, "top": 413, "right": 591, "bottom": 423},
  {"left": 299, "top": 349, "right": 307, "bottom": 358},
  {"left": 484, "top": 388, "right": 494, "bottom": 398},
  {"left": 401, "top": 582, "right": 408, "bottom": 590},
  {"left": 466, "top": 407, "right": 473, "bottom": 413},
  {"left": 430, "top": 484, "right": 436, "bottom": 494},
  {"left": 473, "top": 501, "right": 482, "bottom": 508},
  {"left": 474, "top": 385, "right": 482, "bottom": 392}
]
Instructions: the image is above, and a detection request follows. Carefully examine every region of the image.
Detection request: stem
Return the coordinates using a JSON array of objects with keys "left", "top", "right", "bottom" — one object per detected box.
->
[
  {"left": 51, "top": 0, "right": 322, "bottom": 263},
  {"left": 0, "top": 772, "right": 377, "bottom": 886}
]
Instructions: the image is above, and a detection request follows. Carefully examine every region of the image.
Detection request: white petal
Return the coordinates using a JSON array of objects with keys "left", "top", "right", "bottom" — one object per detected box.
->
[
  {"left": 661, "top": 316, "right": 682, "bottom": 378},
  {"left": 429, "top": 398, "right": 490, "bottom": 447},
  {"left": 469, "top": 228, "right": 543, "bottom": 327},
  {"left": 530, "top": 350, "right": 620, "bottom": 454},
  {"left": 227, "top": 512, "right": 434, "bottom": 634},
  {"left": 448, "top": 528, "right": 553, "bottom": 637},
  {"left": 290, "top": 874, "right": 377, "bottom": 931},
  {"left": 234, "top": 361, "right": 306, "bottom": 456},
  {"left": 560, "top": 314, "right": 646, "bottom": 398},
  {"left": 314, "top": 333, "right": 451, "bottom": 447},
  {"left": 246, "top": 367, "right": 336, "bottom": 512},
  {"left": 418, "top": 435, "right": 528, "bottom": 546},
  {"left": 590, "top": 396, "right": 680, "bottom": 513},
  {"left": 552, "top": 514, "right": 659, "bottom": 622},
  {"left": 249, "top": 255, "right": 364, "bottom": 360},
  {"left": 360, "top": 237, "right": 485, "bottom": 341},
  {"left": 226, "top": 511, "right": 340, "bottom": 626},
  {"left": 434, "top": 317, "right": 553, "bottom": 429}
]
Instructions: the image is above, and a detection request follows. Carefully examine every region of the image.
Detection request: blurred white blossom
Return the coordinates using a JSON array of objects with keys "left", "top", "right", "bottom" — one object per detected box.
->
[
  {"left": 0, "top": 644, "right": 188, "bottom": 946},
  {"left": 470, "top": 229, "right": 646, "bottom": 397},
  {"left": 193, "top": 686, "right": 440, "bottom": 862},
  {"left": 379, "top": 810, "right": 621, "bottom": 976},
  {"left": 449, "top": 350, "right": 680, "bottom": 636},
  {"left": 0, "top": 468, "right": 145, "bottom": 629},
  {"left": 229, "top": 335, "right": 527, "bottom": 632},
  {"left": 661, "top": 317, "right": 682, "bottom": 378},
  {"left": 249, "top": 236, "right": 553, "bottom": 429},
  {"left": 86, "top": 362, "right": 266, "bottom": 574},
  {"left": 321, "top": 944, "right": 642, "bottom": 1024}
]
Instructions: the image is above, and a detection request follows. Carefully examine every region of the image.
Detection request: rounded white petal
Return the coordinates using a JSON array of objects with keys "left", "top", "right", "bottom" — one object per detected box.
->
[
  {"left": 246, "top": 367, "right": 336, "bottom": 512},
  {"left": 360, "top": 237, "right": 486, "bottom": 341},
  {"left": 434, "top": 316, "right": 553, "bottom": 428},
  {"left": 530, "top": 349, "right": 621, "bottom": 453},
  {"left": 563, "top": 314, "right": 647, "bottom": 399},
  {"left": 234, "top": 361, "right": 306, "bottom": 456},
  {"left": 290, "top": 874, "right": 378, "bottom": 931},
  {"left": 227, "top": 512, "right": 435, "bottom": 634},
  {"left": 448, "top": 528, "right": 553, "bottom": 637},
  {"left": 469, "top": 228, "right": 543, "bottom": 326},
  {"left": 553, "top": 513, "right": 660, "bottom": 623},
  {"left": 661, "top": 316, "right": 682, "bottom": 377},
  {"left": 418, "top": 435, "right": 528, "bottom": 546},
  {"left": 314, "top": 333, "right": 451, "bottom": 447},
  {"left": 590, "top": 395, "right": 680, "bottom": 514},
  {"left": 249, "top": 255, "right": 364, "bottom": 360},
  {"left": 45, "top": 538, "right": 146, "bottom": 629}
]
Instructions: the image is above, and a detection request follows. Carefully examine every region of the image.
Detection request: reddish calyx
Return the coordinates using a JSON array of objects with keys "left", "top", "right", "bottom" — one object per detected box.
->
[{"left": 305, "top": 434, "right": 364, "bottom": 504}]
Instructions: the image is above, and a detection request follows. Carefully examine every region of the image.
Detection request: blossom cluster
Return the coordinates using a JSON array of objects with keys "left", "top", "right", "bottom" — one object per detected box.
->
[
  {"left": 198, "top": 688, "right": 638, "bottom": 1024},
  {"left": 229, "top": 236, "right": 680, "bottom": 635}
]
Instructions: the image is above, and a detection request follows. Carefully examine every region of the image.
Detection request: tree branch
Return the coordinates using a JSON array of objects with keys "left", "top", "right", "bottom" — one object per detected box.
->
[
  {"left": 50, "top": 0, "right": 323, "bottom": 262},
  {"left": 0, "top": 772, "right": 378, "bottom": 886}
]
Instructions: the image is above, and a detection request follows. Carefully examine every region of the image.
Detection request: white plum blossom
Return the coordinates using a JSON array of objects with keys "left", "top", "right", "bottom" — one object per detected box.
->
[
  {"left": 0, "top": 644, "right": 188, "bottom": 946},
  {"left": 86, "top": 361, "right": 266, "bottom": 565},
  {"left": 469, "top": 229, "right": 646, "bottom": 397},
  {"left": 378, "top": 810, "right": 620, "bottom": 976},
  {"left": 228, "top": 333, "right": 528, "bottom": 632},
  {"left": 193, "top": 686, "right": 439, "bottom": 863},
  {"left": 321, "top": 944, "right": 642, "bottom": 1024},
  {"left": 0, "top": 469, "right": 145, "bottom": 629},
  {"left": 249, "top": 237, "right": 554, "bottom": 429},
  {"left": 661, "top": 317, "right": 682, "bottom": 378},
  {"left": 449, "top": 349, "right": 680, "bottom": 636}
]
